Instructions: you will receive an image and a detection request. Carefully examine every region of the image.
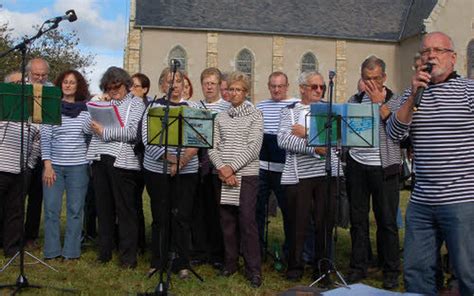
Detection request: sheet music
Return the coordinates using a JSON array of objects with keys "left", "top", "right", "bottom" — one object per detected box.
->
[{"left": 87, "top": 102, "right": 123, "bottom": 128}]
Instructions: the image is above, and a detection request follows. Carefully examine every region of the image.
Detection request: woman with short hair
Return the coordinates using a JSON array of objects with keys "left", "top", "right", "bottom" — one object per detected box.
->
[
  {"left": 84, "top": 66, "right": 145, "bottom": 268},
  {"left": 208, "top": 71, "right": 263, "bottom": 288}
]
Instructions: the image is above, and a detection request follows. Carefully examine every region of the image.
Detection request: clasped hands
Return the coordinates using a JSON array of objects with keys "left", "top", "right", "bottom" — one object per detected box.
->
[
  {"left": 217, "top": 165, "right": 238, "bottom": 187},
  {"left": 163, "top": 153, "right": 192, "bottom": 177}
]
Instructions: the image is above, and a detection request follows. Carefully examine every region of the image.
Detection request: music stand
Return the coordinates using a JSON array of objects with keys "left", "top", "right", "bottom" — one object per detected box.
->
[
  {"left": 306, "top": 72, "right": 379, "bottom": 289},
  {"left": 140, "top": 99, "right": 213, "bottom": 295},
  {"left": 0, "top": 20, "right": 75, "bottom": 295}
]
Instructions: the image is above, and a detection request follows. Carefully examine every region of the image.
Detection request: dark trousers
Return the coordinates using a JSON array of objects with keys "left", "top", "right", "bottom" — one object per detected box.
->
[
  {"left": 83, "top": 171, "right": 97, "bottom": 239},
  {"left": 256, "top": 169, "right": 289, "bottom": 254},
  {"left": 144, "top": 170, "right": 197, "bottom": 270},
  {"left": 286, "top": 176, "right": 337, "bottom": 275},
  {"left": 191, "top": 173, "right": 224, "bottom": 263},
  {"left": 220, "top": 175, "right": 261, "bottom": 276},
  {"left": 346, "top": 155, "right": 400, "bottom": 276},
  {"left": 25, "top": 161, "right": 42, "bottom": 241},
  {"left": 135, "top": 170, "right": 146, "bottom": 252},
  {"left": 0, "top": 170, "right": 30, "bottom": 256},
  {"left": 92, "top": 155, "right": 139, "bottom": 266}
]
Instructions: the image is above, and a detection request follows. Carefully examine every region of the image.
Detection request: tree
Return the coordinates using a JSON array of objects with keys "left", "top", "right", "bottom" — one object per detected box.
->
[{"left": 0, "top": 22, "right": 95, "bottom": 83}]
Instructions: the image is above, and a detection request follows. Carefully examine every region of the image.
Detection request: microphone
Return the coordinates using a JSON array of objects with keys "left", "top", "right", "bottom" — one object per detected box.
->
[
  {"left": 170, "top": 59, "right": 180, "bottom": 73},
  {"left": 413, "top": 62, "right": 433, "bottom": 111},
  {"left": 46, "top": 9, "right": 78, "bottom": 24},
  {"left": 329, "top": 70, "right": 336, "bottom": 80}
]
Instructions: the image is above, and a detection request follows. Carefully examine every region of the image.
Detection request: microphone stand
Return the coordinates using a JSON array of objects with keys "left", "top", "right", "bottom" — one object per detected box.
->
[
  {"left": 309, "top": 71, "right": 348, "bottom": 289},
  {"left": 0, "top": 19, "right": 76, "bottom": 295}
]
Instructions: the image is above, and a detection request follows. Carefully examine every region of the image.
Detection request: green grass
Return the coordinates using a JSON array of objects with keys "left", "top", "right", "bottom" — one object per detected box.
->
[{"left": 0, "top": 190, "right": 411, "bottom": 295}]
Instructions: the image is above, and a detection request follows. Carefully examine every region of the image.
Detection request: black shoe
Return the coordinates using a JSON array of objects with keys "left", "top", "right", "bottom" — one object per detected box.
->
[
  {"left": 211, "top": 261, "right": 223, "bottom": 270},
  {"left": 249, "top": 275, "right": 262, "bottom": 288},
  {"left": 286, "top": 270, "right": 303, "bottom": 282},
  {"left": 219, "top": 269, "right": 237, "bottom": 277},
  {"left": 190, "top": 258, "right": 205, "bottom": 266},
  {"left": 382, "top": 274, "right": 399, "bottom": 290},
  {"left": 345, "top": 271, "right": 366, "bottom": 284}
]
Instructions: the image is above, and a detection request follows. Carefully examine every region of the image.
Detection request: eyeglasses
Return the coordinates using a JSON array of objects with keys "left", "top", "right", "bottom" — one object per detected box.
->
[
  {"left": 105, "top": 83, "right": 123, "bottom": 92},
  {"left": 419, "top": 47, "right": 454, "bottom": 56},
  {"left": 132, "top": 84, "right": 142, "bottom": 89},
  {"left": 32, "top": 73, "right": 48, "bottom": 78},
  {"left": 269, "top": 84, "right": 288, "bottom": 89},
  {"left": 305, "top": 84, "right": 325, "bottom": 91},
  {"left": 228, "top": 87, "right": 245, "bottom": 93}
]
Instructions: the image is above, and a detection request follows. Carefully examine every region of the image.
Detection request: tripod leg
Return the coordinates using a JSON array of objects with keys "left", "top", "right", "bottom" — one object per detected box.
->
[
  {"left": 0, "top": 252, "right": 20, "bottom": 272},
  {"left": 23, "top": 251, "right": 59, "bottom": 272}
]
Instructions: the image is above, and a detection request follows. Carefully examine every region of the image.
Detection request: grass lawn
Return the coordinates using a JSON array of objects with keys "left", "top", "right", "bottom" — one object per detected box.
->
[{"left": 0, "top": 190, "right": 411, "bottom": 295}]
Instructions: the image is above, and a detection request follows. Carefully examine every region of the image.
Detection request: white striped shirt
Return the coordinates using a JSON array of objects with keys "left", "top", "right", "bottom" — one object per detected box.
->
[
  {"left": 209, "top": 103, "right": 263, "bottom": 205},
  {"left": 41, "top": 111, "right": 89, "bottom": 166},
  {"left": 387, "top": 76, "right": 474, "bottom": 205},
  {"left": 84, "top": 93, "right": 144, "bottom": 170},
  {"left": 196, "top": 98, "right": 230, "bottom": 114},
  {"left": 0, "top": 121, "right": 40, "bottom": 173},
  {"left": 278, "top": 102, "right": 341, "bottom": 185},
  {"left": 256, "top": 97, "right": 299, "bottom": 171},
  {"left": 142, "top": 98, "right": 199, "bottom": 174}
]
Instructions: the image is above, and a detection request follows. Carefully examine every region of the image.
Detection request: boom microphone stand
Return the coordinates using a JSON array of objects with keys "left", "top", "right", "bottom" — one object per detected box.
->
[{"left": 0, "top": 12, "right": 77, "bottom": 295}]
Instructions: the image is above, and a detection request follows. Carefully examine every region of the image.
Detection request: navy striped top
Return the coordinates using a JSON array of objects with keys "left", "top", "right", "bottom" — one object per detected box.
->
[
  {"left": 41, "top": 111, "right": 89, "bottom": 166},
  {"left": 257, "top": 97, "right": 299, "bottom": 171},
  {"left": 0, "top": 122, "right": 40, "bottom": 173},
  {"left": 84, "top": 93, "right": 145, "bottom": 170},
  {"left": 387, "top": 76, "right": 474, "bottom": 205}
]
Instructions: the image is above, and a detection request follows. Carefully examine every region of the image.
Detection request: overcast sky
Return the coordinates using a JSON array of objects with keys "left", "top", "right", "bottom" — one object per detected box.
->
[{"left": 0, "top": 0, "right": 128, "bottom": 94}]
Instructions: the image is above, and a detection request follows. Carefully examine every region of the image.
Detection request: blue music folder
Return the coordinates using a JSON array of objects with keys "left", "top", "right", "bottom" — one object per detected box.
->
[{"left": 308, "top": 103, "right": 379, "bottom": 147}]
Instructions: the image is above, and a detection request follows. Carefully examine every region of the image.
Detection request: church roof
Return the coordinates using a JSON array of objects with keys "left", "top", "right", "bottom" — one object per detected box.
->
[{"left": 135, "top": 0, "right": 437, "bottom": 42}]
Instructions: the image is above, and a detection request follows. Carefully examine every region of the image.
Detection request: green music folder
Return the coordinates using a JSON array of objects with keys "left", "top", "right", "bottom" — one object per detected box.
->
[
  {"left": 147, "top": 105, "right": 214, "bottom": 148},
  {"left": 0, "top": 82, "right": 62, "bottom": 125}
]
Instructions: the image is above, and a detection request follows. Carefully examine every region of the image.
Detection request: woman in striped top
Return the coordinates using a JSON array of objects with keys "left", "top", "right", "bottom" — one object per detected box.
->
[
  {"left": 208, "top": 71, "right": 264, "bottom": 288},
  {"left": 142, "top": 67, "right": 199, "bottom": 279},
  {"left": 40, "top": 70, "right": 90, "bottom": 260},
  {"left": 84, "top": 67, "right": 145, "bottom": 268}
]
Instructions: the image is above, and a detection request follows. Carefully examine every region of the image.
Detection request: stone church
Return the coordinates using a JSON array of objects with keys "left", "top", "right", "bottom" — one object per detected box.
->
[{"left": 124, "top": 0, "right": 474, "bottom": 103}]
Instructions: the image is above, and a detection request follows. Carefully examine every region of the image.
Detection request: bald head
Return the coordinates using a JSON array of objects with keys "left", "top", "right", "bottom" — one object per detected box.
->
[{"left": 27, "top": 58, "right": 50, "bottom": 84}]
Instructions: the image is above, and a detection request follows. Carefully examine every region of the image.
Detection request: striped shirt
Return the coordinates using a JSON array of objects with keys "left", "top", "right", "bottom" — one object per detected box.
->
[
  {"left": 0, "top": 121, "right": 40, "bottom": 173},
  {"left": 208, "top": 103, "right": 263, "bottom": 205},
  {"left": 142, "top": 98, "right": 199, "bottom": 174},
  {"left": 387, "top": 76, "right": 474, "bottom": 205},
  {"left": 84, "top": 93, "right": 144, "bottom": 171},
  {"left": 256, "top": 97, "right": 299, "bottom": 171},
  {"left": 40, "top": 111, "right": 89, "bottom": 166},
  {"left": 278, "top": 102, "right": 341, "bottom": 185}
]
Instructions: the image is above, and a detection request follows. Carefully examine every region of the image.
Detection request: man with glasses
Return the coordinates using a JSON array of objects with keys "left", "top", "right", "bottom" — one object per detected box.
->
[
  {"left": 255, "top": 71, "right": 298, "bottom": 259},
  {"left": 24, "top": 57, "right": 53, "bottom": 250},
  {"left": 278, "top": 71, "right": 341, "bottom": 284},
  {"left": 345, "top": 56, "right": 401, "bottom": 289},
  {"left": 388, "top": 32, "right": 474, "bottom": 295}
]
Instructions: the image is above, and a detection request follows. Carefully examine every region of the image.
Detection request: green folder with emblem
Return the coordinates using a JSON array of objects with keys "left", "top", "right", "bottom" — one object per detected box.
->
[{"left": 0, "top": 82, "right": 62, "bottom": 125}]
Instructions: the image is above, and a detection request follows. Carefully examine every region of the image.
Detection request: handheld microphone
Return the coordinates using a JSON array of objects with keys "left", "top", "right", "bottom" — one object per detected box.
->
[
  {"left": 329, "top": 70, "right": 336, "bottom": 80},
  {"left": 46, "top": 9, "right": 78, "bottom": 24},
  {"left": 413, "top": 62, "right": 433, "bottom": 111}
]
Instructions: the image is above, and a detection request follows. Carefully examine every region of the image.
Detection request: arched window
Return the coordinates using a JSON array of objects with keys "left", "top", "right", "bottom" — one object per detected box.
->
[
  {"left": 168, "top": 45, "right": 187, "bottom": 72},
  {"left": 236, "top": 48, "right": 254, "bottom": 82},
  {"left": 468, "top": 40, "right": 474, "bottom": 79},
  {"left": 301, "top": 52, "right": 318, "bottom": 73}
]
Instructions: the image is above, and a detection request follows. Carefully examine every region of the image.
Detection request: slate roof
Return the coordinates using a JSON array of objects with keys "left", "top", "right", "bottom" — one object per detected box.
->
[{"left": 135, "top": 0, "right": 437, "bottom": 42}]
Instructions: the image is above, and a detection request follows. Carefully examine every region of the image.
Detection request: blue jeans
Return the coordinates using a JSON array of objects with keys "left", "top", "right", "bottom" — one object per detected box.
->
[
  {"left": 404, "top": 201, "right": 474, "bottom": 295},
  {"left": 43, "top": 164, "right": 89, "bottom": 259}
]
